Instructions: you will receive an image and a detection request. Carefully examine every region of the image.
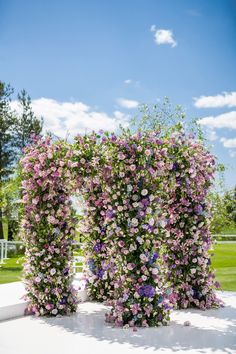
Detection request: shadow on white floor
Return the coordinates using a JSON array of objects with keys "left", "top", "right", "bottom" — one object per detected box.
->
[{"left": 0, "top": 291, "right": 235, "bottom": 354}]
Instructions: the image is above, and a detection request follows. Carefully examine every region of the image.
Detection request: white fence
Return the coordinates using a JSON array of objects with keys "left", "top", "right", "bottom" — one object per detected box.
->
[
  {"left": 0, "top": 240, "right": 23, "bottom": 264},
  {"left": 0, "top": 240, "right": 85, "bottom": 274}
]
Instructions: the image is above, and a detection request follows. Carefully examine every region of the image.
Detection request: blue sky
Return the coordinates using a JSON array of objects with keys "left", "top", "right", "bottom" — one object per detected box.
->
[{"left": 0, "top": 0, "right": 236, "bottom": 188}]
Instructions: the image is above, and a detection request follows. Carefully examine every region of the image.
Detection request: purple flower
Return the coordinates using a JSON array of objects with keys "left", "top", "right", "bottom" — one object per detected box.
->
[
  {"left": 172, "top": 162, "right": 179, "bottom": 171},
  {"left": 194, "top": 204, "right": 203, "bottom": 215},
  {"left": 97, "top": 269, "right": 105, "bottom": 279},
  {"left": 88, "top": 259, "right": 95, "bottom": 271},
  {"left": 138, "top": 285, "right": 155, "bottom": 298},
  {"left": 93, "top": 242, "right": 103, "bottom": 253},
  {"left": 148, "top": 253, "right": 158, "bottom": 265},
  {"left": 106, "top": 210, "right": 115, "bottom": 219}
]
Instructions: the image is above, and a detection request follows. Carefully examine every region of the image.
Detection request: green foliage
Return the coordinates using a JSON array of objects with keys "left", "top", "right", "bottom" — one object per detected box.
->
[
  {"left": 210, "top": 187, "right": 236, "bottom": 234},
  {"left": 14, "top": 89, "right": 43, "bottom": 151},
  {"left": 0, "top": 82, "right": 15, "bottom": 181},
  {"left": 225, "top": 187, "right": 236, "bottom": 224},
  {"left": 0, "top": 80, "right": 43, "bottom": 240},
  {"left": 0, "top": 167, "right": 22, "bottom": 239},
  {"left": 130, "top": 97, "right": 203, "bottom": 140}
]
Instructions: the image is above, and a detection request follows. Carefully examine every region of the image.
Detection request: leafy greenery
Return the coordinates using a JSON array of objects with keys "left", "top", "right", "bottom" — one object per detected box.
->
[
  {"left": 130, "top": 97, "right": 203, "bottom": 139},
  {"left": 0, "top": 81, "right": 43, "bottom": 240},
  {"left": 210, "top": 188, "right": 236, "bottom": 234}
]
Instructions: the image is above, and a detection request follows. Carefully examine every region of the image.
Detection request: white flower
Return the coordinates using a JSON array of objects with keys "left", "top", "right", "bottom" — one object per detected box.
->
[
  {"left": 131, "top": 218, "right": 139, "bottom": 226},
  {"left": 148, "top": 218, "right": 155, "bottom": 226},
  {"left": 136, "top": 236, "right": 143, "bottom": 244},
  {"left": 51, "top": 309, "right": 58, "bottom": 315},
  {"left": 190, "top": 268, "right": 196, "bottom": 274},
  {"left": 50, "top": 268, "right": 56, "bottom": 276},
  {"left": 141, "top": 189, "right": 148, "bottom": 196},
  {"left": 117, "top": 206, "right": 123, "bottom": 211},
  {"left": 160, "top": 219, "right": 167, "bottom": 228},
  {"left": 127, "top": 184, "right": 133, "bottom": 192},
  {"left": 129, "top": 244, "right": 137, "bottom": 251},
  {"left": 142, "top": 275, "right": 147, "bottom": 281},
  {"left": 152, "top": 268, "right": 158, "bottom": 275},
  {"left": 132, "top": 194, "right": 139, "bottom": 201},
  {"left": 140, "top": 254, "right": 148, "bottom": 262}
]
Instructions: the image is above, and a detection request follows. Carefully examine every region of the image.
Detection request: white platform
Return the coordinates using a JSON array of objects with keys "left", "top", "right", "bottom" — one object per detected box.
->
[
  {"left": 0, "top": 274, "right": 87, "bottom": 321},
  {"left": 0, "top": 291, "right": 235, "bottom": 354}
]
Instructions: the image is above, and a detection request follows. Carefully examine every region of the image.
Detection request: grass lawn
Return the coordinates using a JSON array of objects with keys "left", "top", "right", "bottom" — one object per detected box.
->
[
  {"left": 0, "top": 244, "right": 236, "bottom": 292},
  {"left": 210, "top": 243, "right": 236, "bottom": 291},
  {"left": 0, "top": 256, "right": 24, "bottom": 284}
]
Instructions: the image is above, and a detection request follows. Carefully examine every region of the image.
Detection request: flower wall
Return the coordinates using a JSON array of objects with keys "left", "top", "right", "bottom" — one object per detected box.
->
[
  {"left": 21, "top": 137, "right": 79, "bottom": 316},
  {"left": 161, "top": 131, "right": 221, "bottom": 309},
  {"left": 21, "top": 129, "right": 220, "bottom": 325}
]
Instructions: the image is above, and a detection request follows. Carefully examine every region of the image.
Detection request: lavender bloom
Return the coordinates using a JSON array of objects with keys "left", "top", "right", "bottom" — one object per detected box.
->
[
  {"left": 148, "top": 253, "right": 158, "bottom": 265},
  {"left": 60, "top": 296, "right": 68, "bottom": 305},
  {"left": 192, "top": 288, "right": 203, "bottom": 300},
  {"left": 138, "top": 285, "right": 155, "bottom": 298},
  {"left": 97, "top": 269, "right": 105, "bottom": 279},
  {"left": 172, "top": 162, "right": 179, "bottom": 171},
  {"left": 194, "top": 204, "right": 203, "bottom": 215},
  {"left": 87, "top": 259, "right": 95, "bottom": 271},
  {"left": 106, "top": 210, "right": 115, "bottom": 219},
  {"left": 93, "top": 242, "right": 103, "bottom": 253}
]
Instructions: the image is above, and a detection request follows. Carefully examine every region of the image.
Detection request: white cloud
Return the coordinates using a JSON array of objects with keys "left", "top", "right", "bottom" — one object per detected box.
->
[
  {"left": 197, "top": 111, "right": 236, "bottom": 130},
  {"left": 117, "top": 98, "right": 139, "bottom": 109},
  {"left": 11, "top": 98, "right": 129, "bottom": 138},
  {"left": 220, "top": 137, "right": 236, "bottom": 148},
  {"left": 206, "top": 130, "right": 218, "bottom": 141},
  {"left": 194, "top": 91, "right": 236, "bottom": 108},
  {"left": 151, "top": 26, "right": 177, "bottom": 48},
  {"left": 124, "top": 79, "right": 132, "bottom": 84},
  {"left": 229, "top": 150, "right": 236, "bottom": 157}
]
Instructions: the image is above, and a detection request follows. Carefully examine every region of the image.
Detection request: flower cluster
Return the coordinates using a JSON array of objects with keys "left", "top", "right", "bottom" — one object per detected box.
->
[
  {"left": 21, "top": 137, "right": 79, "bottom": 316},
  {"left": 160, "top": 131, "right": 222, "bottom": 309},
  {"left": 20, "top": 128, "right": 221, "bottom": 326}
]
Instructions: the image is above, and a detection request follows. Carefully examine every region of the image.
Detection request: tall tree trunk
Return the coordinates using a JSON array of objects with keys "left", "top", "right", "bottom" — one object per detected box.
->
[
  {"left": 8, "top": 220, "right": 13, "bottom": 241},
  {"left": 0, "top": 208, "right": 4, "bottom": 239}
]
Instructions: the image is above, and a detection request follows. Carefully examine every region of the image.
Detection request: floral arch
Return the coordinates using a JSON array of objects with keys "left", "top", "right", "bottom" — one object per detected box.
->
[{"left": 20, "top": 129, "right": 221, "bottom": 328}]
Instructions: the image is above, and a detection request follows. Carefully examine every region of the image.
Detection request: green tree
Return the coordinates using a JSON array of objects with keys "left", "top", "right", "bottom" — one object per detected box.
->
[
  {"left": 130, "top": 97, "right": 204, "bottom": 140},
  {"left": 0, "top": 82, "right": 15, "bottom": 239},
  {"left": 15, "top": 89, "right": 43, "bottom": 151},
  {"left": 209, "top": 187, "right": 236, "bottom": 234},
  {"left": 0, "top": 172, "right": 21, "bottom": 240},
  {"left": 0, "top": 81, "right": 43, "bottom": 239},
  {"left": 225, "top": 187, "right": 236, "bottom": 225}
]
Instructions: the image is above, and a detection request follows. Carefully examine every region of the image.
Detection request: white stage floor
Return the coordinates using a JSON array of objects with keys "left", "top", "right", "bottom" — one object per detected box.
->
[{"left": 0, "top": 291, "right": 235, "bottom": 354}]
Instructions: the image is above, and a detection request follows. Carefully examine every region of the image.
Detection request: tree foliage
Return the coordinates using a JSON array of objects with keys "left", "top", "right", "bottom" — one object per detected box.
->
[{"left": 0, "top": 81, "right": 43, "bottom": 239}]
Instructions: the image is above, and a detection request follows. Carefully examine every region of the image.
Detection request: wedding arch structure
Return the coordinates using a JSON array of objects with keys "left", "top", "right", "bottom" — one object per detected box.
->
[{"left": 20, "top": 129, "right": 221, "bottom": 327}]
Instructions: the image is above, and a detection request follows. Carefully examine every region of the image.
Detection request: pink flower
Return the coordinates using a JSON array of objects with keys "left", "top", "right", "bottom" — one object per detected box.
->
[{"left": 118, "top": 240, "right": 125, "bottom": 247}]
